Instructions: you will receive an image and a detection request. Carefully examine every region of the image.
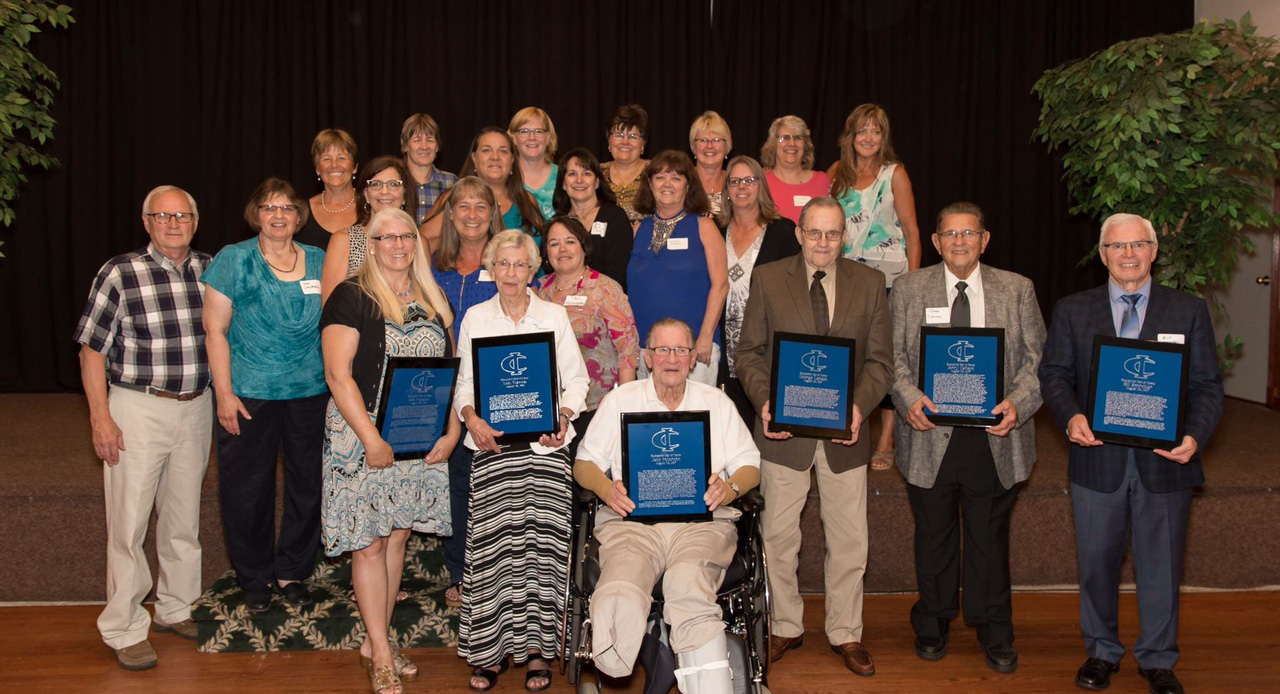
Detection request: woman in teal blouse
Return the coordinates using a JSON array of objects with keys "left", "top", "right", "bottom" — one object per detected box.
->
[{"left": 202, "top": 177, "right": 329, "bottom": 613}]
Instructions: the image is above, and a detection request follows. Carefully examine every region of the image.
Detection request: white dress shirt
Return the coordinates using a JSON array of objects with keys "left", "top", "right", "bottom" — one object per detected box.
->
[
  {"left": 943, "top": 262, "right": 986, "bottom": 328},
  {"left": 454, "top": 288, "right": 590, "bottom": 453}
]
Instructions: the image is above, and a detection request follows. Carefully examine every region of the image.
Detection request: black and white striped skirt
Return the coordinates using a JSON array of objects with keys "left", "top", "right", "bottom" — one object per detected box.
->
[{"left": 458, "top": 443, "right": 572, "bottom": 666}]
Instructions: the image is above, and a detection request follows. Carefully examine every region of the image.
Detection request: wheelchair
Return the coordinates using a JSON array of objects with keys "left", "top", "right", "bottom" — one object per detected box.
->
[{"left": 560, "top": 488, "right": 772, "bottom": 694}]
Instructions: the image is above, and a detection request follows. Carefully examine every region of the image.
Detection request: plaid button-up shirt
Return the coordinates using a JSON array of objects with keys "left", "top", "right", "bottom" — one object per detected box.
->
[
  {"left": 73, "top": 243, "right": 213, "bottom": 394},
  {"left": 415, "top": 167, "right": 459, "bottom": 224}
]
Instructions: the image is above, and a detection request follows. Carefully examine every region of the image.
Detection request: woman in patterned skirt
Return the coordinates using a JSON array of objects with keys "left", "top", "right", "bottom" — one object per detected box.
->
[
  {"left": 320, "top": 208, "right": 459, "bottom": 694},
  {"left": 453, "top": 230, "right": 589, "bottom": 691}
]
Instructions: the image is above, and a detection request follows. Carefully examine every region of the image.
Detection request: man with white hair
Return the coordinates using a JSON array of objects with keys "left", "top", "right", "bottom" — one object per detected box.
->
[
  {"left": 1039, "top": 213, "right": 1223, "bottom": 694},
  {"left": 73, "top": 185, "right": 214, "bottom": 670}
]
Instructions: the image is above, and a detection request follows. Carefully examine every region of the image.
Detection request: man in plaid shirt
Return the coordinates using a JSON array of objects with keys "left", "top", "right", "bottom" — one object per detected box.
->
[{"left": 73, "top": 185, "right": 213, "bottom": 671}]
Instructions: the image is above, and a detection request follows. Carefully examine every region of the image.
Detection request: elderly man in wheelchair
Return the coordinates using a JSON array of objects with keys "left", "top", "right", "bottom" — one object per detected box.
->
[{"left": 571, "top": 318, "right": 764, "bottom": 694}]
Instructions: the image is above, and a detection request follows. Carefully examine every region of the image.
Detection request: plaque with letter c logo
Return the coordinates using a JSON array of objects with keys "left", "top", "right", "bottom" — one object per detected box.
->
[
  {"left": 472, "top": 331, "right": 560, "bottom": 444},
  {"left": 374, "top": 357, "right": 461, "bottom": 460},
  {"left": 767, "top": 331, "right": 857, "bottom": 439},
  {"left": 918, "top": 327, "right": 1006, "bottom": 427},
  {"left": 620, "top": 411, "right": 713, "bottom": 523},
  {"left": 1086, "top": 335, "right": 1188, "bottom": 448}
]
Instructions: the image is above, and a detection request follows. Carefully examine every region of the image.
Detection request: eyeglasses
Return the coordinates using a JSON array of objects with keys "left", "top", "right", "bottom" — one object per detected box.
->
[
  {"left": 610, "top": 131, "right": 643, "bottom": 141},
  {"left": 145, "top": 212, "right": 196, "bottom": 225},
  {"left": 694, "top": 137, "right": 726, "bottom": 146},
  {"left": 369, "top": 233, "right": 417, "bottom": 244},
  {"left": 648, "top": 346, "right": 692, "bottom": 357},
  {"left": 777, "top": 134, "right": 806, "bottom": 143},
  {"left": 728, "top": 176, "right": 760, "bottom": 187},
  {"left": 257, "top": 204, "right": 298, "bottom": 215},
  {"left": 366, "top": 179, "right": 404, "bottom": 191},
  {"left": 801, "top": 228, "right": 843, "bottom": 242},
  {"left": 936, "top": 229, "right": 984, "bottom": 240},
  {"left": 494, "top": 259, "right": 532, "bottom": 272},
  {"left": 514, "top": 128, "right": 548, "bottom": 137},
  {"left": 1101, "top": 240, "right": 1153, "bottom": 252}
]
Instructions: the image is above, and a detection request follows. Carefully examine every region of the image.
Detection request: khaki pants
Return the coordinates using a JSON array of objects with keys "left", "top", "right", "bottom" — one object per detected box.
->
[
  {"left": 98, "top": 387, "right": 212, "bottom": 649},
  {"left": 761, "top": 444, "right": 868, "bottom": 644},
  {"left": 590, "top": 515, "right": 737, "bottom": 677}
]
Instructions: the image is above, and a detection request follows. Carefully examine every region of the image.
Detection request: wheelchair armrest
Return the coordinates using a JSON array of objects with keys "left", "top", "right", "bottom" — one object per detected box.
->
[{"left": 733, "top": 488, "right": 764, "bottom": 515}]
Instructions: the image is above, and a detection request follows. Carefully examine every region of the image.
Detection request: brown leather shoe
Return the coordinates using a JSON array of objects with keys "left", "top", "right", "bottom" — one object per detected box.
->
[
  {"left": 831, "top": 641, "right": 875, "bottom": 676},
  {"left": 115, "top": 640, "right": 158, "bottom": 670},
  {"left": 153, "top": 617, "right": 199, "bottom": 640},
  {"left": 769, "top": 634, "right": 804, "bottom": 663}
]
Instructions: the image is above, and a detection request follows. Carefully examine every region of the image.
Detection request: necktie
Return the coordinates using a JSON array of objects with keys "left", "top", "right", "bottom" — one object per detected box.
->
[
  {"left": 811, "top": 270, "right": 829, "bottom": 335},
  {"left": 951, "top": 281, "right": 970, "bottom": 328},
  {"left": 1119, "top": 293, "right": 1141, "bottom": 338}
]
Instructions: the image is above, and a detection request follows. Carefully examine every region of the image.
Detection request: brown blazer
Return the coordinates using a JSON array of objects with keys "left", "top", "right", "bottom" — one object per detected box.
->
[{"left": 735, "top": 254, "right": 894, "bottom": 472}]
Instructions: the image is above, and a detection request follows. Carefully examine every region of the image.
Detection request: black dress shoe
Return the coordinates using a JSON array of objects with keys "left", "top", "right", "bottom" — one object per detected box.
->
[
  {"left": 244, "top": 589, "right": 272, "bottom": 614},
  {"left": 1075, "top": 657, "right": 1120, "bottom": 690},
  {"left": 982, "top": 642, "right": 1018, "bottom": 673},
  {"left": 914, "top": 633, "right": 948, "bottom": 660},
  {"left": 275, "top": 581, "right": 314, "bottom": 607},
  {"left": 1138, "top": 668, "right": 1184, "bottom": 694}
]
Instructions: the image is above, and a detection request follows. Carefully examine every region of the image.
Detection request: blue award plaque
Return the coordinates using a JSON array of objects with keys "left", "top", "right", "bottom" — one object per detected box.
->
[
  {"left": 918, "top": 327, "right": 1006, "bottom": 427},
  {"left": 472, "top": 331, "right": 559, "bottom": 444},
  {"left": 374, "top": 357, "right": 460, "bottom": 460},
  {"left": 768, "top": 332, "right": 856, "bottom": 439},
  {"left": 1087, "top": 336, "right": 1188, "bottom": 448},
  {"left": 620, "top": 411, "right": 713, "bottom": 523}
]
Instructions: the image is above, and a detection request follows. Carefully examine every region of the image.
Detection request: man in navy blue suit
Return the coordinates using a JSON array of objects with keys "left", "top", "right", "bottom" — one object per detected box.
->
[{"left": 1039, "top": 213, "right": 1223, "bottom": 694}]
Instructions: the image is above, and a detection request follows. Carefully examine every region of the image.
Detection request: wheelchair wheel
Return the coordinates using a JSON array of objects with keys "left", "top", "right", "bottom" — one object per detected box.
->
[{"left": 577, "top": 681, "right": 600, "bottom": 694}]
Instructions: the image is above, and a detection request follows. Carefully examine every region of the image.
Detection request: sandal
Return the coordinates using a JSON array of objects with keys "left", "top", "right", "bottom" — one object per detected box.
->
[
  {"left": 395, "top": 589, "right": 409, "bottom": 603},
  {"left": 469, "top": 660, "right": 510, "bottom": 692},
  {"left": 525, "top": 663, "right": 553, "bottom": 692},
  {"left": 367, "top": 663, "right": 402, "bottom": 694},
  {"left": 870, "top": 450, "right": 895, "bottom": 471},
  {"left": 445, "top": 582, "right": 463, "bottom": 607},
  {"left": 359, "top": 648, "right": 417, "bottom": 681}
]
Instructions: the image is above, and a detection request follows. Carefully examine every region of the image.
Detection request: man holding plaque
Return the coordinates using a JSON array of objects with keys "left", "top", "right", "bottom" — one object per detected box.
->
[
  {"left": 1039, "top": 213, "right": 1223, "bottom": 694},
  {"left": 574, "top": 318, "right": 761, "bottom": 694},
  {"left": 889, "top": 202, "right": 1046, "bottom": 673},
  {"left": 735, "top": 196, "right": 894, "bottom": 677}
]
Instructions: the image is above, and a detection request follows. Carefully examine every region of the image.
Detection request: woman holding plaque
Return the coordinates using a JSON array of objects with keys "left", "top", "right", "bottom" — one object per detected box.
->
[
  {"left": 453, "top": 229, "right": 589, "bottom": 692},
  {"left": 829, "top": 103, "right": 922, "bottom": 470},
  {"left": 320, "top": 207, "right": 458, "bottom": 694},
  {"left": 717, "top": 155, "right": 800, "bottom": 430},
  {"left": 536, "top": 216, "right": 640, "bottom": 460},
  {"left": 428, "top": 176, "right": 503, "bottom": 609},
  {"left": 627, "top": 150, "right": 729, "bottom": 386}
]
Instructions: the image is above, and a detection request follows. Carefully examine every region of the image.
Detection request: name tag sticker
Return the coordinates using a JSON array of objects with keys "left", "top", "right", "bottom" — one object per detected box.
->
[
  {"left": 478, "top": 270, "right": 494, "bottom": 282},
  {"left": 564, "top": 294, "right": 588, "bottom": 307},
  {"left": 925, "top": 307, "right": 951, "bottom": 324},
  {"left": 591, "top": 222, "right": 608, "bottom": 237},
  {"left": 666, "top": 237, "right": 689, "bottom": 250},
  {"left": 299, "top": 280, "right": 321, "bottom": 295},
  {"left": 1158, "top": 333, "right": 1185, "bottom": 344},
  {"left": 793, "top": 195, "right": 812, "bottom": 207}
]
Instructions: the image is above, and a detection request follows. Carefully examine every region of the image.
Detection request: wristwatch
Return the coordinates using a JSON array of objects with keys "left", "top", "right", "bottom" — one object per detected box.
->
[{"left": 728, "top": 481, "right": 741, "bottom": 502}]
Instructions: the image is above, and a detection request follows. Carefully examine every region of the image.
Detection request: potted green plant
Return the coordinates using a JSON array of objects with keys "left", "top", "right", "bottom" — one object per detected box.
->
[
  {"left": 0, "top": 1, "right": 74, "bottom": 256},
  {"left": 1033, "top": 13, "right": 1280, "bottom": 369}
]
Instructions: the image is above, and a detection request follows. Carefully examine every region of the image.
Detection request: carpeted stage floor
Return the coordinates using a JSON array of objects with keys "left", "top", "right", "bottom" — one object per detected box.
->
[{"left": 1, "top": 394, "right": 1277, "bottom": 604}]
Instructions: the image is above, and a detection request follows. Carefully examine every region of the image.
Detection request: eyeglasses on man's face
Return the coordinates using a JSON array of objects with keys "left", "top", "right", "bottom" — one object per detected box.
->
[
  {"left": 146, "top": 212, "right": 196, "bottom": 225},
  {"left": 801, "top": 228, "right": 843, "bottom": 242},
  {"left": 936, "top": 229, "right": 983, "bottom": 240},
  {"left": 1101, "top": 240, "right": 1153, "bottom": 253},
  {"left": 648, "top": 346, "right": 693, "bottom": 358}
]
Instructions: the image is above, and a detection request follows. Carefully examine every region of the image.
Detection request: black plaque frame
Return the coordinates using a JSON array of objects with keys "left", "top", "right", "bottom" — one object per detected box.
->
[
  {"left": 918, "top": 326, "right": 1007, "bottom": 428},
  {"left": 620, "top": 410, "right": 714, "bottom": 523},
  {"left": 471, "top": 331, "right": 560, "bottom": 444},
  {"left": 1086, "top": 335, "right": 1189, "bottom": 449},
  {"left": 767, "top": 331, "right": 857, "bottom": 439},
  {"left": 373, "top": 356, "right": 461, "bottom": 461}
]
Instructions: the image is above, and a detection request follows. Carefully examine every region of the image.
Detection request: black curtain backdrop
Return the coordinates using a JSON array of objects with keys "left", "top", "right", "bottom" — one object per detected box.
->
[{"left": 0, "top": 0, "right": 1191, "bottom": 391}]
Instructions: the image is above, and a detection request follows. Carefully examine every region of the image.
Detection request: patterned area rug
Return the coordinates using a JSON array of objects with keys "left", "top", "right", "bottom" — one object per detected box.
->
[{"left": 192, "top": 534, "right": 458, "bottom": 653}]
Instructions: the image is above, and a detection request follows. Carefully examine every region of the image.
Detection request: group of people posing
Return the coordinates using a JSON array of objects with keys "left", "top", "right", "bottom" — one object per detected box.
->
[{"left": 75, "top": 102, "right": 1220, "bottom": 694}]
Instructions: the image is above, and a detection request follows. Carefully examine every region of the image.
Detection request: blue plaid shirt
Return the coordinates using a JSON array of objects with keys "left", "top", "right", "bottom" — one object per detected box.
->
[{"left": 415, "top": 167, "right": 459, "bottom": 224}]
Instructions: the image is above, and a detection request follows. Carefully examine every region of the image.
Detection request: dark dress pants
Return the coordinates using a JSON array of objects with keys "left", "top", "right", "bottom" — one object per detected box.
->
[
  {"left": 216, "top": 393, "right": 327, "bottom": 592},
  {"left": 907, "top": 426, "right": 1018, "bottom": 645},
  {"left": 1071, "top": 454, "right": 1191, "bottom": 670}
]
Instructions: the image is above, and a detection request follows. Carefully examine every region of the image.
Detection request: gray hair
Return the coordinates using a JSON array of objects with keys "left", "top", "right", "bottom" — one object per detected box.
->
[
  {"left": 482, "top": 229, "right": 541, "bottom": 274},
  {"left": 1099, "top": 213, "right": 1158, "bottom": 249},
  {"left": 797, "top": 195, "right": 843, "bottom": 229},
  {"left": 141, "top": 185, "right": 199, "bottom": 217},
  {"left": 760, "top": 115, "right": 815, "bottom": 170},
  {"left": 644, "top": 318, "right": 695, "bottom": 348}
]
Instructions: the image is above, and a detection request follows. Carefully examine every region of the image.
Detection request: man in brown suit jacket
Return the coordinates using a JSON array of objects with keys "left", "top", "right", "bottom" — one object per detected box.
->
[{"left": 736, "top": 196, "right": 894, "bottom": 677}]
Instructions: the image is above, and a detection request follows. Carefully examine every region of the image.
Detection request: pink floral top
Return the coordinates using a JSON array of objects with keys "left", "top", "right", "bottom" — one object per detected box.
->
[{"left": 537, "top": 268, "right": 641, "bottom": 411}]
